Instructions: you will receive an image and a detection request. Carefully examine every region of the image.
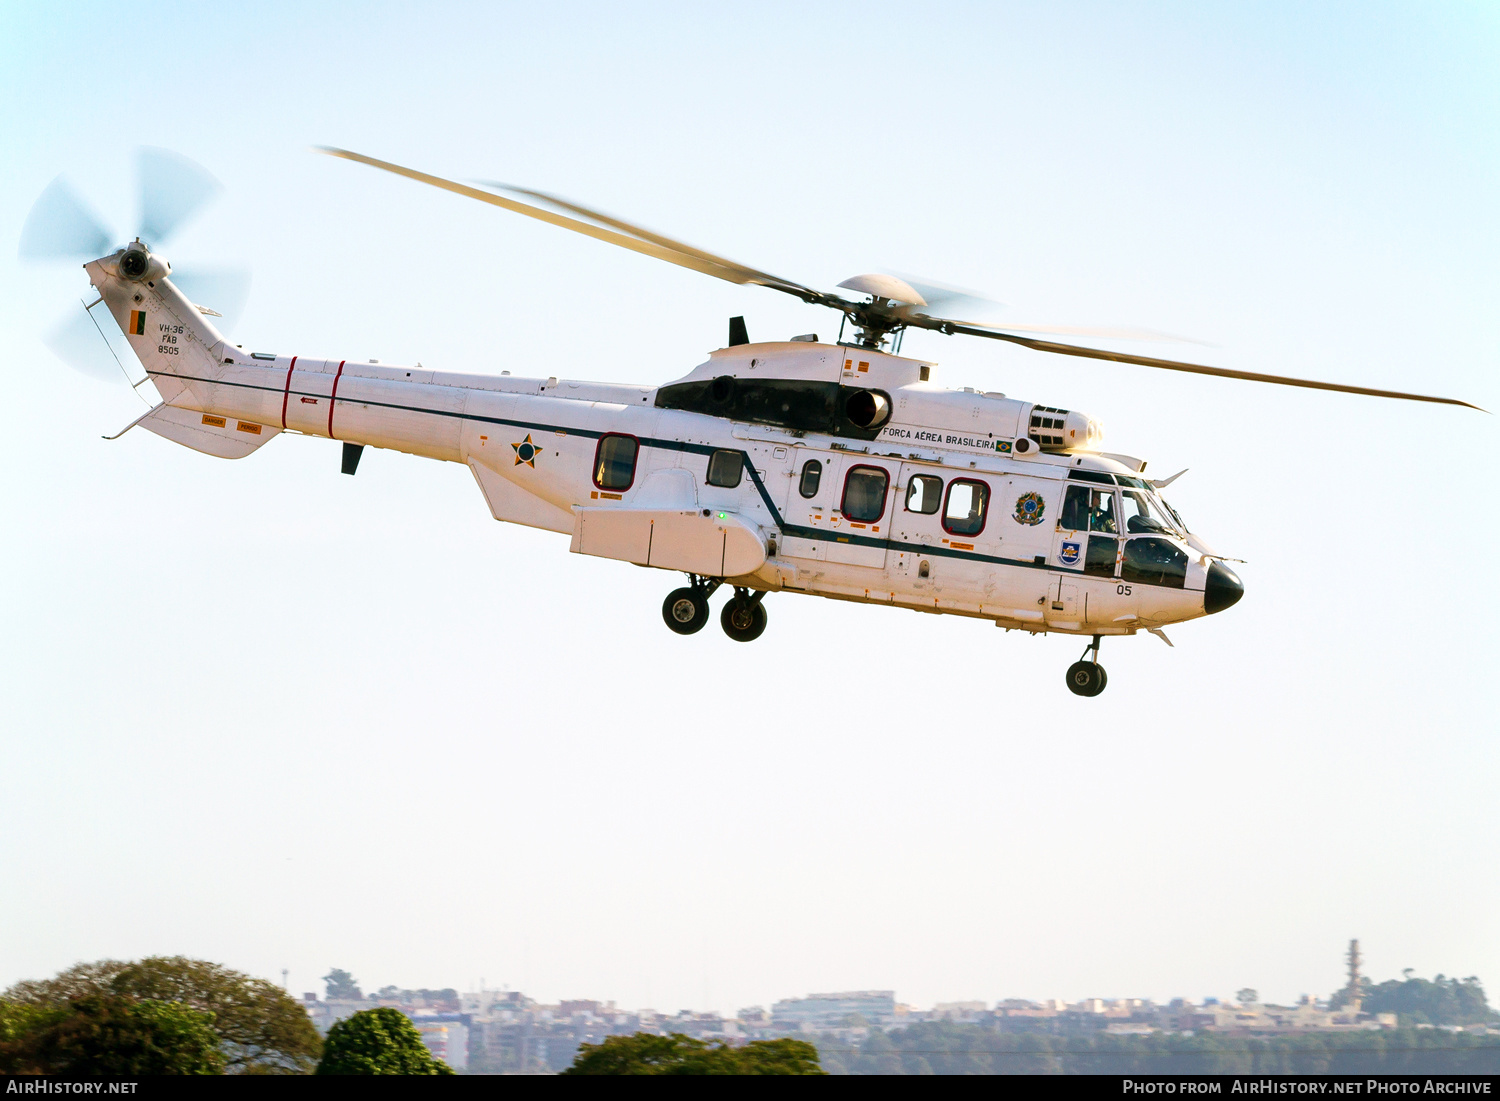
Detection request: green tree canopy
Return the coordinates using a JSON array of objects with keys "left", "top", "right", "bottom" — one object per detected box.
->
[
  {"left": 4, "top": 957, "right": 321, "bottom": 1073},
  {"left": 1361, "top": 975, "right": 1496, "bottom": 1026},
  {"left": 563, "top": 1032, "right": 825, "bottom": 1075},
  {"left": 1, "top": 994, "right": 223, "bottom": 1075},
  {"left": 322, "top": 969, "right": 363, "bottom": 1001},
  {"left": 316, "top": 1008, "right": 453, "bottom": 1075}
]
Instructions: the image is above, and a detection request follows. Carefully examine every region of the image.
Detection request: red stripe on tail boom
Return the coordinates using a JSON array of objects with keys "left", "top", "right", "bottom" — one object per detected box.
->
[
  {"left": 280, "top": 356, "right": 298, "bottom": 429},
  {"left": 328, "top": 361, "right": 345, "bottom": 438}
]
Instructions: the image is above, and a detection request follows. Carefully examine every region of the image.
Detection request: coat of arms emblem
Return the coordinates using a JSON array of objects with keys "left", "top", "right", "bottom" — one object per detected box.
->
[{"left": 1013, "top": 491, "right": 1045, "bottom": 526}]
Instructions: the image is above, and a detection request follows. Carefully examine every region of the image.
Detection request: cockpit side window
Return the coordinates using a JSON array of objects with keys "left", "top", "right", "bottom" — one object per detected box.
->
[
  {"left": 1061, "top": 485, "right": 1090, "bottom": 530},
  {"left": 1086, "top": 536, "right": 1118, "bottom": 578},
  {"left": 1063, "top": 485, "right": 1117, "bottom": 532},
  {"left": 799, "top": 459, "right": 822, "bottom": 498},
  {"left": 1122, "top": 537, "right": 1188, "bottom": 589},
  {"left": 906, "top": 474, "right": 942, "bottom": 515}
]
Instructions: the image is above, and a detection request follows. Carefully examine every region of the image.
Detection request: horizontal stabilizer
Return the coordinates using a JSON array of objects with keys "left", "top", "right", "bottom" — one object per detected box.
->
[{"left": 136, "top": 403, "right": 279, "bottom": 459}]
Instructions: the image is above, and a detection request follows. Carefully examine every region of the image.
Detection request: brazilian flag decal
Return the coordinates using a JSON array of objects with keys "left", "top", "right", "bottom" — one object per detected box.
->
[{"left": 129, "top": 309, "right": 146, "bottom": 335}]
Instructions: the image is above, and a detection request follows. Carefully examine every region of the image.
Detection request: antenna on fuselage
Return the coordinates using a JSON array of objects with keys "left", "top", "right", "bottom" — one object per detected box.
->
[{"left": 728, "top": 316, "right": 749, "bottom": 347}]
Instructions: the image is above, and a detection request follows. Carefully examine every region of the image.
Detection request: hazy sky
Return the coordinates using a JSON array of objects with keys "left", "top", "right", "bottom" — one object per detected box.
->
[{"left": 2, "top": 1, "right": 1497, "bottom": 1014}]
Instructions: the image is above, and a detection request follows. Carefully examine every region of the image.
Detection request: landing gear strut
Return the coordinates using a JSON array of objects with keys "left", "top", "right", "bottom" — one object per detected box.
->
[
  {"left": 1066, "top": 635, "right": 1108, "bottom": 697},
  {"left": 720, "top": 588, "right": 767, "bottom": 643},
  {"left": 662, "top": 576, "right": 721, "bottom": 636}
]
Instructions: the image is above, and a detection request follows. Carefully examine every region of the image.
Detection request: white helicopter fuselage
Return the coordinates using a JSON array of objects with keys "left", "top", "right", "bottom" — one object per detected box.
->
[{"left": 88, "top": 251, "right": 1241, "bottom": 642}]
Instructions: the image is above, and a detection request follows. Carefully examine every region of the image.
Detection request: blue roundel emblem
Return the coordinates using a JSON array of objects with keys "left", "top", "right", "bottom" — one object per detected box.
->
[
  {"left": 1013, "top": 491, "right": 1046, "bottom": 526},
  {"left": 1059, "top": 540, "right": 1081, "bottom": 566}
]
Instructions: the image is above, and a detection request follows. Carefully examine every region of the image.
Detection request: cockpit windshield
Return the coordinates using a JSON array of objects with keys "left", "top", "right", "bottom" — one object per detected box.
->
[{"left": 1123, "top": 490, "right": 1180, "bottom": 535}]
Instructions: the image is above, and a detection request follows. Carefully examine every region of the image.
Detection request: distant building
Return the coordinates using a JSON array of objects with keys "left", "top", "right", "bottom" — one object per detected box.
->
[
  {"left": 931, "top": 1001, "right": 988, "bottom": 1021},
  {"left": 413, "top": 1015, "right": 470, "bottom": 1070},
  {"left": 303, "top": 996, "right": 378, "bottom": 1034},
  {"left": 771, "top": 991, "right": 897, "bottom": 1030}
]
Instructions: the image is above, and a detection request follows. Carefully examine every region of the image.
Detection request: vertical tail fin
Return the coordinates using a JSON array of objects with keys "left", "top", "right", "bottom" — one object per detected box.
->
[{"left": 85, "top": 243, "right": 228, "bottom": 406}]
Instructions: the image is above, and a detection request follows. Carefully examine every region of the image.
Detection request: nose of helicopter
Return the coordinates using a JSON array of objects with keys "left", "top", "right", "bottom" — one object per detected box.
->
[{"left": 1203, "top": 560, "right": 1244, "bottom": 615}]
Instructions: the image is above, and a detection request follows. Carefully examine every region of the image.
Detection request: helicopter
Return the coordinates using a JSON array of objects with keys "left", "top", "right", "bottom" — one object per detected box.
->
[{"left": 21, "top": 149, "right": 1481, "bottom": 697}]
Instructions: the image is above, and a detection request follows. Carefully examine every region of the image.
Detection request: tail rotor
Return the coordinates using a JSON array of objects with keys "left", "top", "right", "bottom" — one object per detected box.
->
[{"left": 19, "top": 148, "right": 251, "bottom": 381}]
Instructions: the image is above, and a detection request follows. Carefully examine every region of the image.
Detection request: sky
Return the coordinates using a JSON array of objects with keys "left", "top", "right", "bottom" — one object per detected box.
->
[{"left": 1, "top": 1, "right": 1497, "bottom": 1015}]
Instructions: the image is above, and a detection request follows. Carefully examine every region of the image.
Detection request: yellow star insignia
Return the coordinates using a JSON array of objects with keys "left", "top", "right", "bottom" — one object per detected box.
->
[{"left": 511, "top": 434, "right": 540, "bottom": 467}]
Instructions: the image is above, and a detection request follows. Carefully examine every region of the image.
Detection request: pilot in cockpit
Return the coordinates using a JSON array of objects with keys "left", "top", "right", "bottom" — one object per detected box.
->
[{"left": 1089, "top": 489, "right": 1117, "bottom": 534}]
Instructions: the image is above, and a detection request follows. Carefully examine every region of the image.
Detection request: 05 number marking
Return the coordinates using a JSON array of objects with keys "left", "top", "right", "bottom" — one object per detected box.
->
[{"left": 1117, "top": 584, "right": 1132, "bottom": 595}]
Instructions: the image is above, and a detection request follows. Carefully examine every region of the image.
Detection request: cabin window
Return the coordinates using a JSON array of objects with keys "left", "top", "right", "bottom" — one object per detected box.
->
[
  {"left": 1121, "top": 537, "right": 1188, "bottom": 589},
  {"left": 799, "top": 459, "right": 822, "bottom": 498},
  {"left": 840, "top": 465, "right": 889, "bottom": 523},
  {"left": 943, "top": 479, "right": 989, "bottom": 536},
  {"left": 706, "top": 449, "right": 743, "bottom": 488},
  {"left": 1086, "top": 535, "right": 1118, "bottom": 578},
  {"left": 592, "top": 434, "right": 639, "bottom": 491},
  {"left": 1123, "top": 490, "right": 1176, "bottom": 534},
  {"left": 905, "top": 474, "right": 942, "bottom": 514}
]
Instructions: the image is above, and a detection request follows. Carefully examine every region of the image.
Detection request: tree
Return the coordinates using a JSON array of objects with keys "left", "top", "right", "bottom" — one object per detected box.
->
[
  {"left": 316, "top": 1008, "right": 453, "bottom": 1075},
  {"left": 2, "top": 995, "right": 223, "bottom": 1075},
  {"left": 1361, "top": 974, "right": 1497, "bottom": 1026},
  {"left": 322, "top": 969, "right": 363, "bottom": 1001},
  {"left": 4, "top": 957, "right": 322, "bottom": 1073},
  {"left": 563, "top": 1032, "right": 825, "bottom": 1075}
]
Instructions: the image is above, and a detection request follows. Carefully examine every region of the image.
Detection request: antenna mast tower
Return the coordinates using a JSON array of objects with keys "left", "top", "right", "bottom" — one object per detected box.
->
[{"left": 1343, "top": 939, "right": 1363, "bottom": 1012}]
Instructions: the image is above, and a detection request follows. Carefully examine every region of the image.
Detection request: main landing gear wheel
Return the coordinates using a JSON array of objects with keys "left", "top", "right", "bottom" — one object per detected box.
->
[
  {"left": 663, "top": 587, "right": 711, "bottom": 635},
  {"left": 720, "top": 590, "right": 767, "bottom": 642},
  {"left": 1065, "top": 635, "right": 1108, "bottom": 697}
]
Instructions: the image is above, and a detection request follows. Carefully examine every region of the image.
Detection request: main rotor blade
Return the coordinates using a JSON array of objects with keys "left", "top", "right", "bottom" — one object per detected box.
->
[
  {"left": 891, "top": 278, "right": 1204, "bottom": 343},
  {"left": 480, "top": 182, "right": 829, "bottom": 301},
  {"left": 317, "top": 148, "right": 835, "bottom": 305},
  {"left": 922, "top": 317, "right": 1484, "bottom": 411},
  {"left": 19, "top": 178, "right": 114, "bottom": 261},
  {"left": 893, "top": 274, "right": 1001, "bottom": 317},
  {"left": 137, "top": 147, "right": 222, "bottom": 245},
  {"left": 901, "top": 310, "right": 1201, "bottom": 344}
]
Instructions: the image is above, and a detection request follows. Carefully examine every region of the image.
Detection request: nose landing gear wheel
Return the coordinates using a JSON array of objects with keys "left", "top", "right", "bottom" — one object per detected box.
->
[
  {"left": 1066, "top": 634, "right": 1108, "bottom": 696},
  {"left": 720, "top": 591, "right": 767, "bottom": 642},
  {"left": 1065, "top": 661, "right": 1107, "bottom": 697},
  {"left": 663, "top": 587, "right": 711, "bottom": 635}
]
